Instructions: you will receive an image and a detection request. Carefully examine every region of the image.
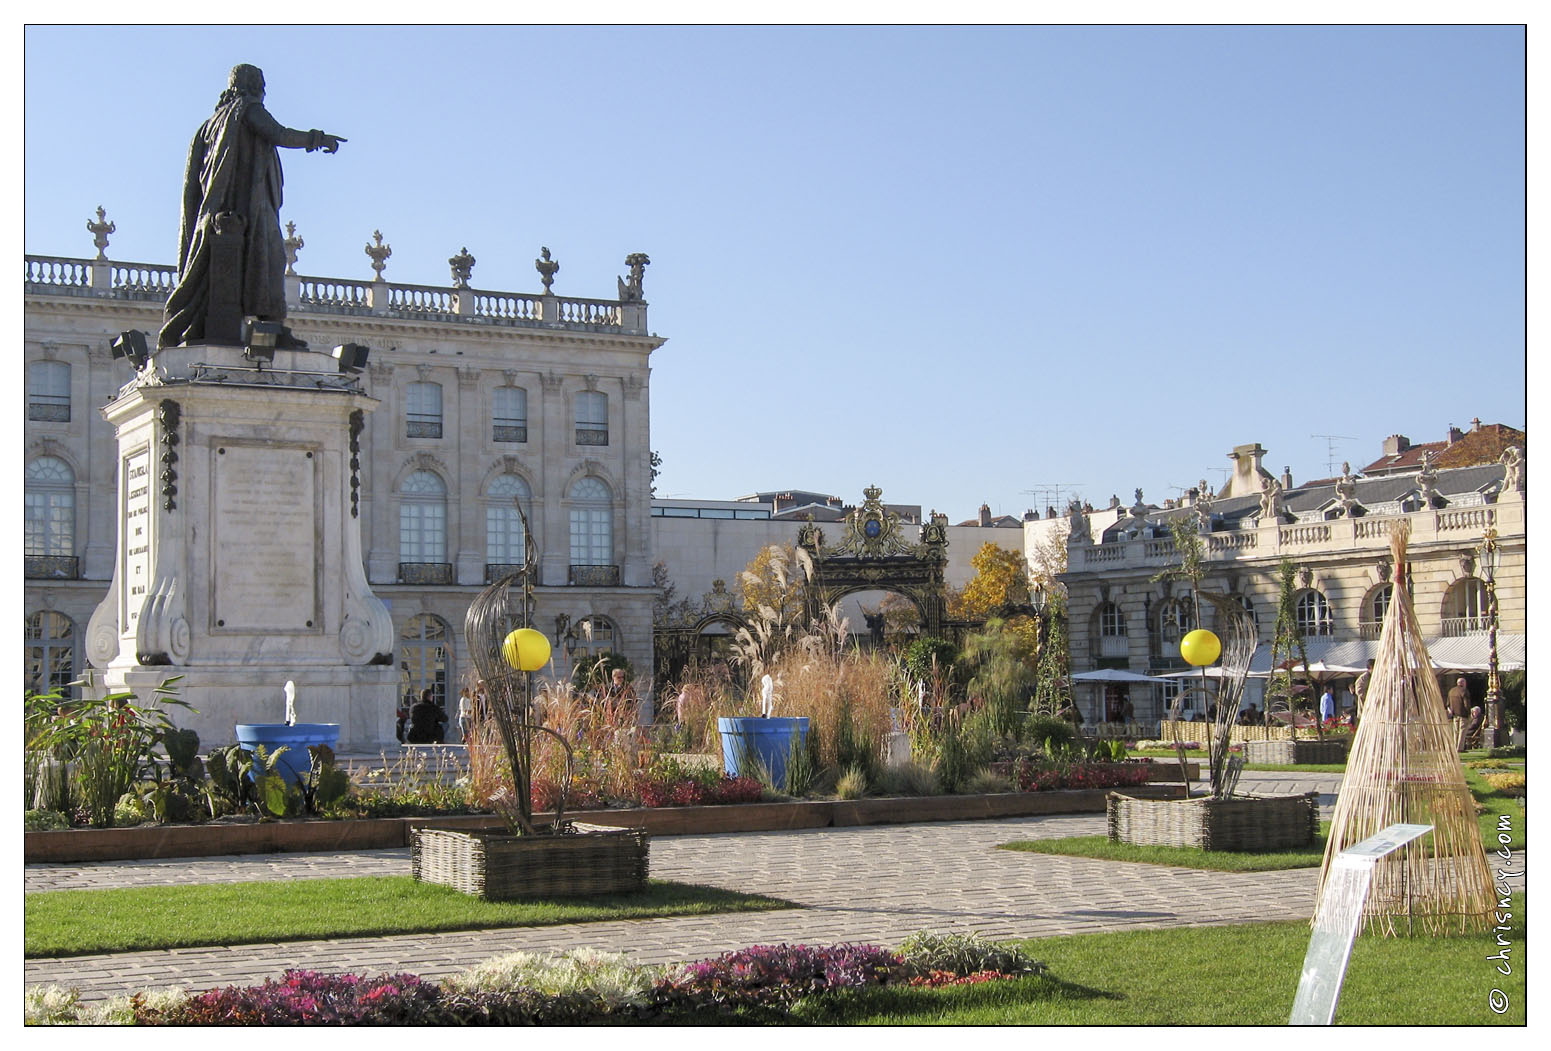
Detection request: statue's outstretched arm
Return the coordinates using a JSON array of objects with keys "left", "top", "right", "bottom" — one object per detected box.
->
[{"left": 245, "top": 102, "right": 345, "bottom": 153}]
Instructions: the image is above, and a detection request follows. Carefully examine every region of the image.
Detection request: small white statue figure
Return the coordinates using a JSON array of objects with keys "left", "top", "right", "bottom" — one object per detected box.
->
[
  {"left": 760, "top": 673, "right": 774, "bottom": 717},
  {"left": 284, "top": 680, "right": 297, "bottom": 726}
]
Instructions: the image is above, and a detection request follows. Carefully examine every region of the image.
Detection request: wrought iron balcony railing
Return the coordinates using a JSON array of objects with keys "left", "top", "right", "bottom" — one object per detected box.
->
[
  {"left": 398, "top": 562, "right": 454, "bottom": 585},
  {"left": 492, "top": 424, "right": 527, "bottom": 443},
  {"left": 569, "top": 564, "right": 621, "bottom": 586},
  {"left": 575, "top": 426, "right": 608, "bottom": 446},
  {"left": 484, "top": 562, "right": 531, "bottom": 584},
  {"left": 27, "top": 402, "right": 70, "bottom": 423},
  {"left": 25, "top": 555, "right": 79, "bottom": 579}
]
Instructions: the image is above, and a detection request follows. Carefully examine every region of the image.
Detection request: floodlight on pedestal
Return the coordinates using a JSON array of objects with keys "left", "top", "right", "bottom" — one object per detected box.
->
[
  {"left": 242, "top": 319, "right": 283, "bottom": 364},
  {"left": 331, "top": 343, "right": 370, "bottom": 373},
  {"left": 111, "top": 330, "right": 151, "bottom": 370}
]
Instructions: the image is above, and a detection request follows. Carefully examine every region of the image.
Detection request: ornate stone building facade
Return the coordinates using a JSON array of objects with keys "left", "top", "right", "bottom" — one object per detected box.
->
[
  {"left": 24, "top": 222, "right": 663, "bottom": 727},
  {"left": 1058, "top": 436, "right": 1526, "bottom": 725}
]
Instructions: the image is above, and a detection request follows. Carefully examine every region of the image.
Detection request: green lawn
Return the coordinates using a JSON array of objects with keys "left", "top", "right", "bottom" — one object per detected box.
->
[
  {"left": 789, "top": 901, "right": 1527, "bottom": 1026},
  {"left": 999, "top": 831, "right": 1329, "bottom": 871},
  {"left": 25, "top": 877, "right": 792, "bottom": 958}
]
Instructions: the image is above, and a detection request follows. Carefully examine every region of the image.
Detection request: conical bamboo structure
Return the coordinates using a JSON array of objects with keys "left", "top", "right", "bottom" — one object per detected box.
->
[{"left": 1315, "top": 522, "right": 1494, "bottom": 935}]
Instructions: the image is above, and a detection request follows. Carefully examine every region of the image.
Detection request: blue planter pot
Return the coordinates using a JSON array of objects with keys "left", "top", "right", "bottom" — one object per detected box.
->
[
  {"left": 234, "top": 723, "right": 340, "bottom": 785},
  {"left": 718, "top": 717, "right": 809, "bottom": 788}
]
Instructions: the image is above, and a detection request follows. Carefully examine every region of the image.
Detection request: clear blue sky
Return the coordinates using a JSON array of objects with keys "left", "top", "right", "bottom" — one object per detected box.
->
[{"left": 22, "top": 25, "right": 1526, "bottom": 521}]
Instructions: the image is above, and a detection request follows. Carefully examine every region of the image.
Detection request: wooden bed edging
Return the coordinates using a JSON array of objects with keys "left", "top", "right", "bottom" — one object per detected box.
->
[{"left": 25, "top": 784, "right": 1187, "bottom": 863}]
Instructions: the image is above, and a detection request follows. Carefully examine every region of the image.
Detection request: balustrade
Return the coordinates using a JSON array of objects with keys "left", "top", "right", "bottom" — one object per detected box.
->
[
  {"left": 1279, "top": 523, "right": 1331, "bottom": 545},
  {"left": 299, "top": 277, "right": 371, "bottom": 310},
  {"left": 390, "top": 285, "right": 456, "bottom": 316},
  {"left": 26, "top": 254, "right": 645, "bottom": 334},
  {"left": 474, "top": 292, "right": 539, "bottom": 321},
  {"left": 1353, "top": 516, "right": 1400, "bottom": 540},
  {"left": 111, "top": 263, "right": 176, "bottom": 298},
  {"left": 1082, "top": 544, "right": 1124, "bottom": 564},
  {"left": 1439, "top": 615, "right": 1490, "bottom": 638},
  {"left": 1436, "top": 507, "right": 1495, "bottom": 532},
  {"left": 1208, "top": 532, "right": 1257, "bottom": 553},
  {"left": 25, "top": 256, "right": 89, "bottom": 288}
]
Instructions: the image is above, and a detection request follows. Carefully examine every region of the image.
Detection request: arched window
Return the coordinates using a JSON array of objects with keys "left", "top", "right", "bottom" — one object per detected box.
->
[
  {"left": 1441, "top": 578, "right": 1488, "bottom": 637},
  {"left": 492, "top": 387, "right": 527, "bottom": 443},
  {"left": 485, "top": 474, "right": 531, "bottom": 576},
  {"left": 25, "top": 611, "right": 77, "bottom": 695},
  {"left": 1094, "top": 601, "right": 1128, "bottom": 658},
  {"left": 25, "top": 456, "right": 76, "bottom": 578},
  {"left": 405, "top": 382, "right": 443, "bottom": 439},
  {"left": 27, "top": 361, "right": 71, "bottom": 422},
  {"left": 575, "top": 391, "right": 608, "bottom": 446},
  {"left": 399, "top": 614, "right": 453, "bottom": 716},
  {"left": 1294, "top": 589, "right": 1334, "bottom": 637},
  {"left": 1155, "top": 597, "right": 1195, "bottom": 658},
  {"left": 568, "top": 476, "right": 614, "bottom": 582},
  {"left": 1361, "top": 584, "right": 1393, "bottom": 639},
  {"left": 569, "top": 614, "right": 617, "bottom": 664},
  {"left": 399, "top": 471, "right": 448, "bottom": 578},
  {"left": 1233, "top": 594, "right": 1258, "bottom": 641}
]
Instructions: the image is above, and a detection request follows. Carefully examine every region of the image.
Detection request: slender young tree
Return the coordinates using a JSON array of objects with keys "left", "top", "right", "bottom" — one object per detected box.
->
[{"left": 1264, "top": 558, "right": 1312, "bottom": 730}]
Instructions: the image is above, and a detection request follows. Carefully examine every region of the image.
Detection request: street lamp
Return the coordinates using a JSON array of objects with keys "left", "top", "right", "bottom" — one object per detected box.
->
[{"left": 1478, "top": 528, "right": 1502, "bottom": 748}]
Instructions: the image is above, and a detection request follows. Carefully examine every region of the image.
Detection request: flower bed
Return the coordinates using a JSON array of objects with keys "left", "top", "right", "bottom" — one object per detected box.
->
[
  {"left": 28, "top": 932, "right": 1048, "bottom": 1026},
  {"left": 635, "top": 773, "right": 765, "bottom": 808},
  {"left": 1014, "top": 761, "right": 1154, "bottom": 793}
]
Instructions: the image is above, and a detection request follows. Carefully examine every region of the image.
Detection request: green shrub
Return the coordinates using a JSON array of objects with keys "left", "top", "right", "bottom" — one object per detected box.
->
[
  {"left": 902, "top": 637, "right": 959, "bottom": 682},
  {"left": 1024, "top": 715, "right": 1076, "bottom": 757},
  {"left": 24, "top": 809, "right": 70, "bottom": 831}
]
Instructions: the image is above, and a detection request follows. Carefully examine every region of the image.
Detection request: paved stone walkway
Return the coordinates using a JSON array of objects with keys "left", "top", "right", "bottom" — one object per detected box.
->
[{"left": 25, "top": 772, "right": 1344, "bottom": 1002}]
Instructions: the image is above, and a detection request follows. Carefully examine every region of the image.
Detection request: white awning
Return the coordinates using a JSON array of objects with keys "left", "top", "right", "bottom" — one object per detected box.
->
[{"left": 1069, "top": 669, "right": 1174, "bottom": 684}]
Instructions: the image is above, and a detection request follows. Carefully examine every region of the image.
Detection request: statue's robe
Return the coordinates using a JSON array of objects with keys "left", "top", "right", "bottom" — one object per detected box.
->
[{"left": 159, "top": 95, "right": 291, "bottom": 349}]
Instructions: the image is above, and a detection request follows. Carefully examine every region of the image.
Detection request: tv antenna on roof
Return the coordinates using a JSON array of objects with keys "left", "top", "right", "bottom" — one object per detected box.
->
[
  {"left": 1311, "top": 435, "right": 1358, "bottom": 479},
  {"left": 1021, "top": 483, "right": 1085, "bottom": 512}
]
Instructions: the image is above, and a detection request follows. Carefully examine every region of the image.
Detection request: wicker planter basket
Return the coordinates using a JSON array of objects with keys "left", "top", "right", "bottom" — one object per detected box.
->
[
  {"left": 1243, "top": 738, "right": 1349, "bottom": 765},
  {"left": 1106, "top": 791, "right": 1320, "bottom": 852},
  {"left": 412, "top": 823, "right": 649, "bottom": 900}
]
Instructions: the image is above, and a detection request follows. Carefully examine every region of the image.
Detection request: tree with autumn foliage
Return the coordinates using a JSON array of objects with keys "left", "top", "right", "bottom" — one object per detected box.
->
[{"left": 956, "top": 543, "right": 1032, "bottom": 621}]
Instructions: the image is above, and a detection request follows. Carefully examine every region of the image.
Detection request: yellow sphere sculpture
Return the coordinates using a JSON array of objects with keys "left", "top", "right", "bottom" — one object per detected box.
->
[
  {"left": 1180, "top": 628, "right": 1222, "bottom": 667},
  {"left": 502, "top": 627, "right": 552, "bottom": 672}
]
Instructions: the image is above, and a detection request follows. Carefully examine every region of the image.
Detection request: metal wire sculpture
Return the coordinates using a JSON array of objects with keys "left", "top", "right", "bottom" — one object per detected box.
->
[
  {"left": 1167, "top": 592, "right": 1255, "bottom": 799},
  {"left": 464, "top": 502, "right": 573, "bottom": 835}
]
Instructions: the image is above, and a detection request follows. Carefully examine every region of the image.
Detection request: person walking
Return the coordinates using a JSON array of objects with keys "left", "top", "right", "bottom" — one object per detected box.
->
[{"left": 455, "top": 686, "right": 474, "bottom": 744}]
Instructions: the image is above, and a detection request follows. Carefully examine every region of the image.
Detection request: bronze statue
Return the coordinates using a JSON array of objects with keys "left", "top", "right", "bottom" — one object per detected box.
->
[{"left": 160, "top": 64, "right": 345, "bottom": 350}]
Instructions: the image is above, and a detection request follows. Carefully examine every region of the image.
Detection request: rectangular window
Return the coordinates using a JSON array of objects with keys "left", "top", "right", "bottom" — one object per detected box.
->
[
  {"left": 492, "top": 387, "right": 527, "bottom": 443},
  {"left": 27, "top": 361, "right": 71, "bottom": 423},
  {"left": 569, "top": 508, "right": 612, "bottom": 565},
  {"left": 406, "top": 382, "right": 443, "bottom": 439},
  {"left": 575, "top": 391, "right": 608, "bottom": 446}
]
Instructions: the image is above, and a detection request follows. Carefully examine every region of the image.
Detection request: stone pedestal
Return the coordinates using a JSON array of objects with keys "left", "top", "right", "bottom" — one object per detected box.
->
[{"left": 87, "top": 342, "right": 398, "bottom": 751}]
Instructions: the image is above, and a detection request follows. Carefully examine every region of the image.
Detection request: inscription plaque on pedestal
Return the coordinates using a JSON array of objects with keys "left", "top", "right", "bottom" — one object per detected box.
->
[
  {"left": 212, "top": 444, "right": 320, "bottom": 632},
  {"left": 121, "top": 446, "right": 153, "bottom": 633}
]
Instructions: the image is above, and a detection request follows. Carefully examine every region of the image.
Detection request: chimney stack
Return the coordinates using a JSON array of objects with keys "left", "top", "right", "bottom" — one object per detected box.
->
[
  {"left": 1382, "top": 434, "right": 1410, "bottom": 457},
  {"left": 978, "top": 503, "right": 992, "bottom": 527}
]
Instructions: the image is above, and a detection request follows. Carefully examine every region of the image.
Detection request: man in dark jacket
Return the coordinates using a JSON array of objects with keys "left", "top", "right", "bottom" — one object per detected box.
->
[{"left": 407, "top": 688, "right": 447, "bottom": 744}]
